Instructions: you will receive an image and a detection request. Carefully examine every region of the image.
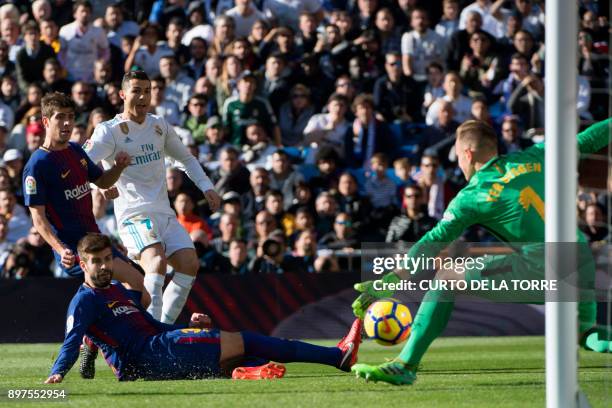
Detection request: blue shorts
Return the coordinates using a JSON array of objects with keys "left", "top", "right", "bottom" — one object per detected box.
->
[
  {"left": 60, "top": 246, "right": 134, "bottom": 277},
  {"left": 132, "top": 328, "right": 222, "bottom": 380}
]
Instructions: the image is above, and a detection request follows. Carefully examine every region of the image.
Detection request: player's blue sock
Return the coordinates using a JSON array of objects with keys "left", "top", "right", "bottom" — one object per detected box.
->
[
  {"left": 239, "top": 356, "right": 270, "bottom": 367},
  {"left": 241, "top": 331, "right": 342, "bottom": 367}
]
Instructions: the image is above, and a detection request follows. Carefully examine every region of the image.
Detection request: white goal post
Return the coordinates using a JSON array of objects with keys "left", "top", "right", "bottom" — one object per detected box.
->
[{"left": 544, "top": 1, "right": 578, "bottom": 408}]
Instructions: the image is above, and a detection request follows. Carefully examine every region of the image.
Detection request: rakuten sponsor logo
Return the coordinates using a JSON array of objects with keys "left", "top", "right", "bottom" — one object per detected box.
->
[{"left": 64, "top": 183, "right": 91, "bottom": 200}]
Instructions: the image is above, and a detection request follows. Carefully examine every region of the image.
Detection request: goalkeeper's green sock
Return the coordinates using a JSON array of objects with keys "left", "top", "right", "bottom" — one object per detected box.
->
[
  {"left": 578, "top": 300, "right": 597, "bottom": 335},
  {"left": 398, "top": 288, "right": 455, "bottom": 367}
]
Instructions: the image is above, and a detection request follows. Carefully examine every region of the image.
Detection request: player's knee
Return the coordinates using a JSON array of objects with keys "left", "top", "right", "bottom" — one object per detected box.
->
[
  {"left": 184, "top": 253, "right": 200, "bottom": 276},
  {"left": 144, "top": 253, "right": 167, "bottom": 275}
]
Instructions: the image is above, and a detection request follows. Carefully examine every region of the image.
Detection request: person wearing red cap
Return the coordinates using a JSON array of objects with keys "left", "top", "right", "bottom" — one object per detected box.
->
[{"left": 22, "top": 122, "right": 45, "bottom": 162}]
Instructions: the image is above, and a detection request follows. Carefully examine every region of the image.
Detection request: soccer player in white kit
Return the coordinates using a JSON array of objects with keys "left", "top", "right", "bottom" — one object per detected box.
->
[{"left": 84, "top": 70, "right": 221, "bottom": 324}]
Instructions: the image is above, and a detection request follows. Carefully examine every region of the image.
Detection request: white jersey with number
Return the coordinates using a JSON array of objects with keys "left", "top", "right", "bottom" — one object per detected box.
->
[{"left": 84, "top": 113, "right": 213, "bottom": 225}]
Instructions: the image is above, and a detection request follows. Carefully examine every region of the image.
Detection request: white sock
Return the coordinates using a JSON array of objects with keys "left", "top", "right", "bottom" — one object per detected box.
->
[
  {"left": 143, "top": 273, "right": 165, "bottom": 320},
  {"left": 161, "top": 272, "right": 195, "bottom": 324}
]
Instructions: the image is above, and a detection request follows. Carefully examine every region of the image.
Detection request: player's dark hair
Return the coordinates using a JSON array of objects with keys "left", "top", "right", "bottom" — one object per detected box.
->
[
  {"left": 121, "top": 70, "right": 150, "bottom": 90},
  {"left": 41, "top": 92, "right": 76, "bottom": 119},
  {"left": 77, "top": 233, "right": 112, "bottom": 260},
  {"left": 456, "top": 120, "right": 498, "bottom": 153}
]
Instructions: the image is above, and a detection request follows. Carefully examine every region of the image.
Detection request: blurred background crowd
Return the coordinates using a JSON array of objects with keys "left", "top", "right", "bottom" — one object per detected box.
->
[{"left": 0, "top": 0, "right": 608, "bottom": 279}]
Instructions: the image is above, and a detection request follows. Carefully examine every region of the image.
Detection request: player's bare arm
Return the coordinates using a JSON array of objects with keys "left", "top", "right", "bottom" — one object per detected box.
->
[
  {"left": 29, "top": 205, "right": 75, "bottom": 268},
  {"left": 92, "top": 151, "right": 132, "bottom": 189}
]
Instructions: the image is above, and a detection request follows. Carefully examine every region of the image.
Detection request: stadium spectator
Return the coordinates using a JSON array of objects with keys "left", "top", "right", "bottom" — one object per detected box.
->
[
  {"left": 314, "top": 190, "right": 337, "bottom": 237},
  {"left": 124, "top": 23, "right": 173, "bottom": 77},
  {"left": 507, "top": 74, "right": 544, "bottom": 131},
  {"left": 269, "top": 149, "right": 304, "bottom": 210},
  {"left": 386, "top": 185, "right": 436, "bottom": 243},
  {"left": 292, "top": 229, "right": 317, "bottom": 273},
  {"left": 184, "top": 37, "right": 208, "bottom": 80},
  {"left": 181, "top": 1, "right": 214, "bottom": 47},
  {"left": 211, "top": 146, "right": 251, "bottom": 195},
  {"left": 375, "top": 8, "right": 402, "bottom": 55},
  {"left": 413, "top": 154, "right": 445, "bottom": 219},
  {"left": 303, "top": 93, "right": 350, "bottom": 162},
  {"left": 435, "top": 0, "right": 460, "bottom": 43},
  {"left": 15, "top": 21, "right": 56, "bottom": 94},
  {"left": 17, "top": 226, "right": 54, "bottom": 277},
  {"left": 459, "top": 29, "right": 502, "bottom": 97},
  {"left": 150, "top": 76, "right": 181, "bottom": 126},
  {"left": 278, "top": 84, "right": 315, "bottom": 147},
  {"left": 426, "top": 71, "right": 472, "bottom": 126},
  {"left": 222, "top": 70, "right": 280, "bottom": 146},
  {"left": 1, "top": 17, "right": 23, "bottom": 62},
  {"left": 249, "top": 228, "right": 301, "bottom": 274},
  {"left": 581, "top": 202, "right": 607, "bottom": 244},
  {"left": 71, "top": 81, "right": 96, "bottom": 125},
  {"left": 250, "top": 209, "right": 277, "bottom": 253},
  {"left": 422, "top": 62, "right": 445, "bottom": 112},
  {"left": 241, "top": 123, "right": 277, "bottom": 171},
  {"left": 59, "top": 0, "right": 109, "bottom": 82},
  {"left": 0, "top": 39, "right": 14, "bottom": 78},
  {"left": 318, "top": 212, "right": 359, "bottom": 251},
  {"left": 0, "top": 74, "right": 18, "bottom": 111},
  {"left": 175, "top": 192, "right": 213, "bottom": 238},
  {"left": 92, "top": 59, "right": 113, "bottom": 102},
  {"left": 242, "top": 167, "right": 270, "bottom": 221},
  {"left": 211, "top": 213, "right": 240, "bottom": 255},
  {"left": 261, "top": 54, "right": 291, "bottom": 114},
  {"left": 197, "top": 116, "right": 230, "bottom": 171},
  {"left": 422, "top": 99, "right": 460, "bottom": 159},
  {"left": 373, "top": 51, "right": 422, "bottom": 123},
  {"left": 21, "top": 122, "right": 45, "bottom": 163},
  {"left": 208, "top": 15, "right": 235, "bottom": 58},
  {"left": 165, "top": 18, "right": 190, "bottom": 66},
  {"left": 159, "top": 55, "right": 194, "bottom": 111},
  {"left": 103, "top": 4, "right": 139, "bottom": 49},
  {"left": 493, "top": 53, "right": 530, "bottom": 113},
  {"left": 226, "top": 239, "right": 249, "bottom": 274},
  {"left": 41, "top": 58, "right": 71, "bottom": 95},
  {"left": 227, "top": 0, "right": 266, "bottom": 38},
  {"left": 39, "top": 19, "right": 60, "bottom": 54},
  {"left": 401, "top": 8, "right": 446, "bottom": 83},
  {"left": 265, "top": 189, "right": 294, "bottom": 236},
  {"left": 296, "top": 13, "right": 318, "bottom": 54},
  {"left": 308, "top": 146, "right": 342, "bottom": 196},
  {"left": 447, "top": 10, "right": 484, "bottom": 71},
  {"left": 31, "top": 0, "right": 52, "bottom": 25},
  {"left": 183, "top": 93, "right": 208, "bottom": 144},
  {"left": 0, "top": 186, "right": 31, "bottom": 243},
  {"left": 346, "top": 94, "right": 393, "bottom": 168},
  {"left": 458, "top": 0, "right": 504, "bottom": 38}
]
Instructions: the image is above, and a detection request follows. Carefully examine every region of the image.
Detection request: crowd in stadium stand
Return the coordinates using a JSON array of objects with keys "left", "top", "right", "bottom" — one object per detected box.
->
[{"left": 0, "top": 0, "right": 609, "bottom": 279}]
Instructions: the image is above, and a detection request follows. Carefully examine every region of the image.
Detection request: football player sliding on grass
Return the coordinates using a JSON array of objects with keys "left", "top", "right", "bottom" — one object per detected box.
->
[
  {"left": 351, "top": 118, "right": 612, "bottom": 385},
  {"left": 45, "top": 233, "right": 362, "bottom": 384}
]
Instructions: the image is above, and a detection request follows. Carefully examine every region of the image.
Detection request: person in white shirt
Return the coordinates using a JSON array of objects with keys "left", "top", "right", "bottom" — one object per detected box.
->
[
  {"left": 226, "top": 0, "right": 267, "bottom": 38},
  {"left": 401, "top": 8, "right": 446, "bottom": 82},
  {"left": 85, "top": 70, "right": 221, "bottom": 324},
  {"left": 59, "top": 0, "right": 110, "bottom": 82},
  {"left": 303, "top": 93, "right": 350, "bottom": 164},
  {"left": 426, "top": 72, "right": 473, "bottom": 125},
  {"left": 124, "top": 23, "right": 174, "bottom": 77},
  {"left": 458, "top": 0, "right": 504, "bottom": 38},
  {"left": 103, "top": 4, "right": 139, "bottom": 48}
]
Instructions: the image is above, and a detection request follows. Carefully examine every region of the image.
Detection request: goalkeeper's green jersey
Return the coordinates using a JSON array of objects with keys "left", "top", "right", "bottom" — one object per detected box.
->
[{"left": 407, "top": 119, "right": 610, "bottom": 271}]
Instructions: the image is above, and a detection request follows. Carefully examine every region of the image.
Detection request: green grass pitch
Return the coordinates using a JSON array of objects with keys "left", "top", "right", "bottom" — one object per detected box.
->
[{"left": 1, "top": 337, "right": 610, "bottom": 407}]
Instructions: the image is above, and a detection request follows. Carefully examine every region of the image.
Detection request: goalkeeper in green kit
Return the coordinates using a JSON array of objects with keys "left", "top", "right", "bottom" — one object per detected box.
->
[{"left": 351, "top": 118, "right": 612, "bottom": 385}]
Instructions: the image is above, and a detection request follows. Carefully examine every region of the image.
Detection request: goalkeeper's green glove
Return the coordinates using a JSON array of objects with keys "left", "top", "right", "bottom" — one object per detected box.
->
[{"left": 351, "top": 272, "right": 401, "bottom": 319}]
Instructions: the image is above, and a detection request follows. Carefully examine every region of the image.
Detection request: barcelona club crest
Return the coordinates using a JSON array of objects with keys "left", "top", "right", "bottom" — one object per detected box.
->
[{"left": 120, "top": 123, "right": 129, "bottom": 135}]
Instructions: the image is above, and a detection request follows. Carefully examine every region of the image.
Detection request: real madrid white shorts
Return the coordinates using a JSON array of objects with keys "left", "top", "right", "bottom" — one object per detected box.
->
[{"left": 118, "top": 213, "right": 194, "bottom": 259}]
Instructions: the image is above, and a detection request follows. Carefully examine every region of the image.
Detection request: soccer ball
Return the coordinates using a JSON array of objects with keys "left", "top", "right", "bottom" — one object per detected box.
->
[{"left": 364, "top": 299, "right": 412, "bottom": 346}]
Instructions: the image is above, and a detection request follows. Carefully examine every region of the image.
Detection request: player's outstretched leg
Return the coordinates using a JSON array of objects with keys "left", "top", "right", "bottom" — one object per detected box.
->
[
  {"left": 79, "top": 336, "right": 98, "bottom": 379},
  {"left": 221, "top": 318, "right": 362, "bottom": 376},
  {"left": 352, "top": 288, "right": 454, "bottom": 385}
]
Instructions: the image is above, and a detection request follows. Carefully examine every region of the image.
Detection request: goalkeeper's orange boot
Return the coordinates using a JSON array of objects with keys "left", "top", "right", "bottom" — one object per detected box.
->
[
  {"left": 337, "top": 318, "right": 363, "bottom": 372},
  {"left": 232, "top": 362, "right": 286, "bottom": 380}
]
